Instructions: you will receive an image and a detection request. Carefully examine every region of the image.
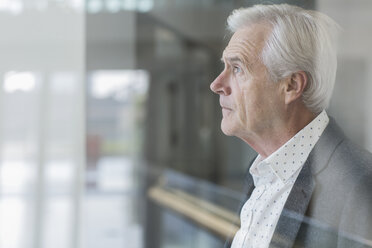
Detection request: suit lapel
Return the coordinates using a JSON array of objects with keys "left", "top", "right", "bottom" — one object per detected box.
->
[
  {"left": 269, "top": 117, "right": 345, "bottom": 248},
  {"left": 269, "top": 160, "right": 315, "bottom": 248}
]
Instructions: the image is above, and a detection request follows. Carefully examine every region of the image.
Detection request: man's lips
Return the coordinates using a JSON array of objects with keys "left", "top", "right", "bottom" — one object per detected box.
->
[
  {"left": 221, "top": 107, "right": 232, "bottom": 117},
  {"left": 221, "top": 106, "right": 233, "bottom": 110},
  {"left": 220, "top": 99, "right": 232, "bottom": 110}
]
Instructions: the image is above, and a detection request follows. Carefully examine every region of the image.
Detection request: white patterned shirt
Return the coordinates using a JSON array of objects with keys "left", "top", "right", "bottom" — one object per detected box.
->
[{"left": 231, "top": 110, "right": 329, "bottom": 248}]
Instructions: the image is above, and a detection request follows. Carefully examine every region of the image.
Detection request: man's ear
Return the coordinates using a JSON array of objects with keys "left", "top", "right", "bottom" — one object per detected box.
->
[{"left": 283, "top": 71, "right": 308, "bottom": 105}]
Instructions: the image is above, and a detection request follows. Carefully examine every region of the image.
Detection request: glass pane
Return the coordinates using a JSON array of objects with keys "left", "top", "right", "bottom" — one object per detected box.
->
[{"left": 0, "top": 1, "right": 85, "bottom": 248}]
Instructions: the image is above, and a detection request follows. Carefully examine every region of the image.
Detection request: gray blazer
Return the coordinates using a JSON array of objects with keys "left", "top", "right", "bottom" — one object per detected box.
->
[{"left": 228, "top": 118, "right": 372, "bottom": 248}]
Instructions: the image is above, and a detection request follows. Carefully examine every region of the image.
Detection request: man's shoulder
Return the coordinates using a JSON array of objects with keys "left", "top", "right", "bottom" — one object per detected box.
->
[
  {"left": 308, "top": 116, "right": 372, "bottom": 211},
  {"left": 327, "top": 118, "right": 372, "bottom": 175},
  {"left": 313, "top": 116, "right": 372, "bottom": 175},
  {"left": 302, "top": 117, "right": 372, "bottom": 246},
  {"left": 337, "top": 137, "right": 372, "bottom": 170}
]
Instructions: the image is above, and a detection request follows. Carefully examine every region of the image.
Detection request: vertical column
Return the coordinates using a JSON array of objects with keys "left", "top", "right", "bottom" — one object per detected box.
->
[{"left": 364, "top": 61, "right": 372, "bottom": 152}]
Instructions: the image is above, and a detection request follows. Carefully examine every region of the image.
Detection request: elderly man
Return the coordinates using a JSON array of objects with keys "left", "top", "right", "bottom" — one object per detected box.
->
[{"left": 210, "top": 4, "right": 372, "bottom": 248}]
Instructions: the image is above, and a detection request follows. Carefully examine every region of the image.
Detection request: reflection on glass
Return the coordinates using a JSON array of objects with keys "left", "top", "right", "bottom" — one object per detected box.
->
[
  {"left": 84, "top": 69, "right": 148, "bottom": 247},
  {"left": 90, "top": 70, "right": 148, "bottom": 101},
  {"left": 0, "top": 161, "right": 34, "bottom": 194},
  {"left": 0, "top": 0, "right": 84, "bottom": 13},
  {"left": 0, "top": 0, "right": 370, "bottom": 247},
  {"left": 0, "top": 198, "right": 26, "bottom": 248},
  {"left": 4, "top": 72, "right": 36, "bottom": 93},
  {"left": 86, "top": 0, "right": 154, "bottom": 13},
  {"left": 0, "top": 0, "right": 23, "bottom": 15},
  {"left": 0, "top": 68, "right": 84, "bottom": 248}
]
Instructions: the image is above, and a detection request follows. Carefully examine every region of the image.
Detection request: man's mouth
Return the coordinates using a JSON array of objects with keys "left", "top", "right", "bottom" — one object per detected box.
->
[
  {"left": 221, "top": 106, "right": 232, "bottom": 111},
  {"left": 222, "top": 107, "right": 232, "bottom": 116}
]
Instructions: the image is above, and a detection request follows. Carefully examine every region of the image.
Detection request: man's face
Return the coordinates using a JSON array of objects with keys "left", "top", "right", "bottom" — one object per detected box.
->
[{"left": 210, "top": 23, "right": 284, "bottom": 140}]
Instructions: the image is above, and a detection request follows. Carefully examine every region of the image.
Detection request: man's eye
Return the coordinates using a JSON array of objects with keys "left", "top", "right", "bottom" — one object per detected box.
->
[{"left": 233, "top": 66, "right": 241, "bottom": 74}]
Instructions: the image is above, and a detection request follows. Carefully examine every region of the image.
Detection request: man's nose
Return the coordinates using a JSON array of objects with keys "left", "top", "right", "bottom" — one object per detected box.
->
[{"left": 210, "top": 71, "right": 231, "bottom": 95}]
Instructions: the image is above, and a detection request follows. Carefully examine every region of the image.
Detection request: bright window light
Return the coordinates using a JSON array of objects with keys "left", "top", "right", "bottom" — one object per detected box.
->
[
  {"left": 106, "top": 0, "right": 121, "bottom": 13},
  {"left": 69, "top": 0, "right": 84, "bottom": 11},
  {"left": 138, "top": 0, "right": 153, "bottom": 12},
  {"left": 87, "top": 0, "right": 103, "bottom": 13},
  {"left": 91, "top": 70, "right": 149, "bottom": 101},
  {"left": 0, "top": 0, "right": 23, "bottom": 15},
  {"left": 0, "top": 160, "right": 33, "bottom": 194},
  {"left": 4, "top": 71, "right": 36, "bottom": 93},
  {"left": 0, "top": 198, "right": 24, "bottom": 248}
]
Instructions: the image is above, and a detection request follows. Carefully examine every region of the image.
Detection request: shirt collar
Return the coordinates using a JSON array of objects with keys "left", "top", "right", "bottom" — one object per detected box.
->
[{"left": 250, "top": 110, "right": 329, "bottom": 185}]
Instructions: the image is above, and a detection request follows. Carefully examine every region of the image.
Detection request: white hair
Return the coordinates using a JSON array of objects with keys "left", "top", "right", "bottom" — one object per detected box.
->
[{"left": 227, "top": 4, "right": 341, "bottom": 113}]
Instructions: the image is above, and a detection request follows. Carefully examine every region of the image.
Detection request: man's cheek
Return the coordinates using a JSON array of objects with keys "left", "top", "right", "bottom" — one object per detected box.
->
[{"left": 237, "top": 89, "right": 249, "bottom": 127}]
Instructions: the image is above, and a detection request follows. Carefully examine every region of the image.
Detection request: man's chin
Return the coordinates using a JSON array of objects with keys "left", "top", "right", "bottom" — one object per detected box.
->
[{"left": 221, "top": 122, "right": 236, "bottom": 136}]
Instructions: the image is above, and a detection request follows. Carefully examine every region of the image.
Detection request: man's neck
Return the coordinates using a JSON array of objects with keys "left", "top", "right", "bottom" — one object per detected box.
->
[{"left": 242, "top": 107, "right": 317, "bottom": 158}]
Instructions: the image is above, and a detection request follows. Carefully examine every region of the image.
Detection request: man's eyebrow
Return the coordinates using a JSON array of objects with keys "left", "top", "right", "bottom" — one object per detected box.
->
[
  {"left": 223, "top": 55, "right": 256, "bottom": 74},
  {"left": 221, "top": 56, "right": 244, "bottom": 64},
  {"left": 227, "top": 57, "right": 243, "bottom": 63}
]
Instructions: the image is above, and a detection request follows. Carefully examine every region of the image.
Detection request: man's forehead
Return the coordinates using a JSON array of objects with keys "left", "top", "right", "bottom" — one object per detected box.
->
[
  {"left": 222, "top": 38, "right": 255, "bottom": 58},
  {"left": 221, "top": 35, "right": 258, "bottom": 64},
  {"left": 222, "top": 23, "right": 271, "bottom": 61}
]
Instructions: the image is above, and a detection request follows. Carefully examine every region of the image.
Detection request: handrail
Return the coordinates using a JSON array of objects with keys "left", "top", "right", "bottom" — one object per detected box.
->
[{"left": 148, "top": 185, "right": 239, "bottom": 239}]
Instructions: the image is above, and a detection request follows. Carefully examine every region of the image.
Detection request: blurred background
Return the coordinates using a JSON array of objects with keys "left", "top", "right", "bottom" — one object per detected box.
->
[{"left": 0, "top": 0, "right": 371, "bottom": 247}]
